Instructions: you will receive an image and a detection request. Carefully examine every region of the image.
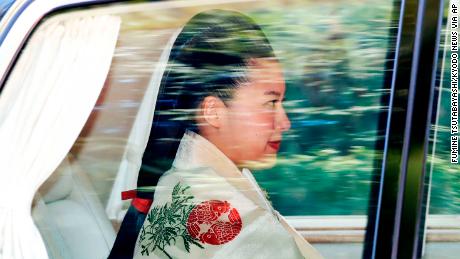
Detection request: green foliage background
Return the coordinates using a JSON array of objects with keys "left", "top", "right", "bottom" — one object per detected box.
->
[{"left": 246, "top": 1, "right": 459, "bottom": 215}]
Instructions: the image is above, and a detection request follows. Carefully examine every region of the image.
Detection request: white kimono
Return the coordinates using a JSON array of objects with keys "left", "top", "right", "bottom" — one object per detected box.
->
[{"left": 133, "top": 131, "right": 323, "bottom": 259}]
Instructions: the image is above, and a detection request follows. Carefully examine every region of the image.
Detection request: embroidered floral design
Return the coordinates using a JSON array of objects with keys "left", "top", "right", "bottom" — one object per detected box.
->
[
  {"left": 186, "top": 200, "right": 242, "bottom": 245},
  {"left": 138, "top": 183, "right": 204, "bottom": 258}
]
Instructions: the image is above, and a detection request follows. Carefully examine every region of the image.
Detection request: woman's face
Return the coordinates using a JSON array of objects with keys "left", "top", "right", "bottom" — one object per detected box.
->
[{"left": 218, "top": 58, "right": 291, "bottom": 168}]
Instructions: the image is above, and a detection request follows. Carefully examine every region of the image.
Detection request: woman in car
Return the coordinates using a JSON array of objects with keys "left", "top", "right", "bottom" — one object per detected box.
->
[{"left": 113, "top": 9, "right": 323, "bottom": 259}]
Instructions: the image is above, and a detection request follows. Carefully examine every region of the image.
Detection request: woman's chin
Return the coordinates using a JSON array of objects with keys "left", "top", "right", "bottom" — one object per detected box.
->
[{"left": 239, "top": 154, "right": 277, "bottom": 170}]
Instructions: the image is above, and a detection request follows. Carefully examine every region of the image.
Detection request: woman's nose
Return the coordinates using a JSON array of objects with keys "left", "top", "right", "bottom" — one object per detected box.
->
[{"left": 277, "top": 107, "right": 291, "bottom": 132}]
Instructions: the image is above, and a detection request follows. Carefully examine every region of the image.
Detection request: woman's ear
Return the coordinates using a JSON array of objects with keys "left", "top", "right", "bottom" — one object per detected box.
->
[{"left": 199, "top": 96, "right": 226, "bottom": 128}]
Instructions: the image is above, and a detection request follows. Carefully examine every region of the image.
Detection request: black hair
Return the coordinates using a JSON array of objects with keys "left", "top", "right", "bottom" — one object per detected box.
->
[{"left": 137, "top": 9, "right": 276, "bottom": 188}]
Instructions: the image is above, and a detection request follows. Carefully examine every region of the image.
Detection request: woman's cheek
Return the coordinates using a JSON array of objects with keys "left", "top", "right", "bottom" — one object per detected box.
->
[{"left": 257, "top": 112, "right": 276, "bottom": 131}]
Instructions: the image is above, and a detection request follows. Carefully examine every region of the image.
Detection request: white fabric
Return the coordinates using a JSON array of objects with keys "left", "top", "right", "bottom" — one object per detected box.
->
[
  {"left": 33, "top": 156, "right": 116, "bottom": 259},
  {"left": 133, "top": 131, "right": 323, "bottom": 259},
  {"left": 0, "top": 15, "right": 120, "bottom": 259},
  {"left": 106, "top": 29, "right": 181, "bottom": 222}
]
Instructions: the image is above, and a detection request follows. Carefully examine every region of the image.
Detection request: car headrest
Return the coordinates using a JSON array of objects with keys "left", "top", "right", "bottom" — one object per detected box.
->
[{"left": 38, "top": 156, "right": 74, "bottom": 203}]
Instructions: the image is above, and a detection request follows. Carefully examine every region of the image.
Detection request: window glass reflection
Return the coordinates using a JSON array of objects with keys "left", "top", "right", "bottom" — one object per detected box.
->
[{"left": 19, "top": 0, "right": 399, "bottom": 258}]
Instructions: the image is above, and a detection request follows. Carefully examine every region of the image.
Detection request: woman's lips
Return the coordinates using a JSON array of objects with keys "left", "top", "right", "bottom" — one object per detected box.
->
[{"left": 267, "top": 141, "right": 281, "bottom": 151}]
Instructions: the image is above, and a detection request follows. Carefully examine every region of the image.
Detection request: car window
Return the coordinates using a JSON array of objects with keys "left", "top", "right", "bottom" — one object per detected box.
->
[
  {"left": 1, "top": 0, "right": 403, "bottom": 258},
  {"left": 0, "top": 0, "right": 15, "bottom": 21}
]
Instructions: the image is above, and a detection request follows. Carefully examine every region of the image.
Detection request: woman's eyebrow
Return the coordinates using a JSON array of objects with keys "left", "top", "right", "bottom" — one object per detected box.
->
[{"left": 264, "top": 90, "right": 281, "bottom": 97}]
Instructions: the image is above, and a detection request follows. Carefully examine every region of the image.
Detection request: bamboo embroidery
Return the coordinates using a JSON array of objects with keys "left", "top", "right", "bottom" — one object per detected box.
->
[{"left": 138, "top": 183, "right": 203, "bottom": 258}]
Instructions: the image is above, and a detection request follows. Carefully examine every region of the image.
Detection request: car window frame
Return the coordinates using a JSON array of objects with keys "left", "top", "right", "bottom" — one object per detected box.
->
[
  {"left": 0, "top": 0, "right": 447, "bottom": 258},
  {"left": 364, "top": 0, "right": 445, "bottom": 258}
]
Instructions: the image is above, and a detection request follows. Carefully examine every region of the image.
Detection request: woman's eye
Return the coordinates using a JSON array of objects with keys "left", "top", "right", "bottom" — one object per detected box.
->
[{"left": 266, "top": 100, "right": 278, "bottom": 108}]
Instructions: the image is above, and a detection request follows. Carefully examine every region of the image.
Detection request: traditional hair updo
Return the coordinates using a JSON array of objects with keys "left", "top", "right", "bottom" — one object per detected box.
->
[{"left": 138, "top": 9, "right": 276, "bottom": 187}]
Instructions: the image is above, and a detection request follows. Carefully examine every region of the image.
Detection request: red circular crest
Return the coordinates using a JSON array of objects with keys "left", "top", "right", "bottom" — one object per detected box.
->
[{"left": 186, "top": 200, "right": 242, "bottom": 245}]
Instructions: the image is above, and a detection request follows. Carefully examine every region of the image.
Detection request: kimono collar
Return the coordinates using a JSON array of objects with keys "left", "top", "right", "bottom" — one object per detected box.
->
[
  {"left": 172, "top": 130, "right": 243, "bottom": 178},
  {"left": 171, "top": 130, "right": 273, "bottom": 212}
]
